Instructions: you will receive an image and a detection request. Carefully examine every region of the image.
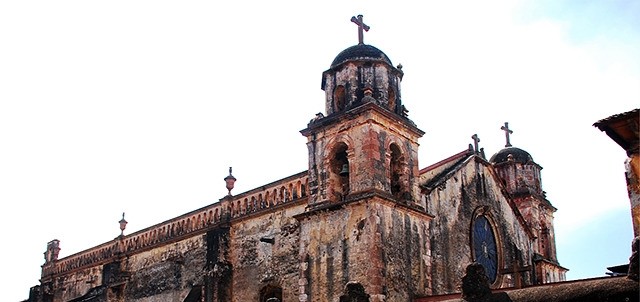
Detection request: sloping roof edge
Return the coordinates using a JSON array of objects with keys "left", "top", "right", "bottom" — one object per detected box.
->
[{"left": 419, "top": 149, "right": 475, "bottom": 193}]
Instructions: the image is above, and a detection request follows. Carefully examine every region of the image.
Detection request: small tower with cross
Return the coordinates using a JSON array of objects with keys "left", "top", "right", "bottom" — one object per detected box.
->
[
  {"left": 490, "top": 122, "right": 562, "bottom": 278},
  {"left": 490, "top": 122, "right": 543, "bottom": 195}
]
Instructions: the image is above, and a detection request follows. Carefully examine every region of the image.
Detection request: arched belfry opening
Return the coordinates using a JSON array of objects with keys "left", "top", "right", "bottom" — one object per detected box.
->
[
  {"left": 259, "top": 285, "right": 282, "bottom": 302},
  {"left": 334, "top": 85, "right": 346, "bottom": 112},
  {"left": 330, "top": 142, "right": 350, "bottom": 201},
  {"left": 390, "top": 143, "right": 408, "bottom": 201}
]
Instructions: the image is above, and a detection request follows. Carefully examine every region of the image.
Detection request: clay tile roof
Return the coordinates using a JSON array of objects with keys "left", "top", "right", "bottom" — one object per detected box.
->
[{"left": 593, "top": 108, "right": 639, "bottom": 156}]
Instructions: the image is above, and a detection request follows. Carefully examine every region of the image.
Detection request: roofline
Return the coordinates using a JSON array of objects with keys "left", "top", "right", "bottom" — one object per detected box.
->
[
  {"left": 534, "top": 255, "right": 569, "bottom": 271},
  {"left": 419, "top": 147, "right": 474, "bottom": 174},
  {"left": 300, "top": 102, "right": 424, "bottom": 138},
  {"left": 419, "top": 151, "right": 475, "bottom": 193},
  {"left": 593, "top": 108, "right": 639, "bottom": 128}
]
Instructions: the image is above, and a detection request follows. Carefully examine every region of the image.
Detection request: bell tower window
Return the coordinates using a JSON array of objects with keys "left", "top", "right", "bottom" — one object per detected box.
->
[
  {"left": 390, "top": 143, "right": 406, "bottom": 200},
  {"left": 330, "top": 142, "right": 350, "bottom": 201},
  {"left": 334, "top": 85, "right": 346, "bottom": 112}
]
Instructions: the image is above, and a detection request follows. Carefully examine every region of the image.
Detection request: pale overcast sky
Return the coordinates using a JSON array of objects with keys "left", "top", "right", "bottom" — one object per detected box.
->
[{"left": 1, "top": 1, "right": 639, "bottom": 301}]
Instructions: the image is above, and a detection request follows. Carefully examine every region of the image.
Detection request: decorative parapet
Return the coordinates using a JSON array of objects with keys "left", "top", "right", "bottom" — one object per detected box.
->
[{"left": 42, "top": 171, "right": 309, "bottom": 278}]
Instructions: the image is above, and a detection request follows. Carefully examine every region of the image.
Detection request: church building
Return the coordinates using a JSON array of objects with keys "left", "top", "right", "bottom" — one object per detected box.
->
[{"left": 27, "top": 15, "right": 566, "bottom": 302}]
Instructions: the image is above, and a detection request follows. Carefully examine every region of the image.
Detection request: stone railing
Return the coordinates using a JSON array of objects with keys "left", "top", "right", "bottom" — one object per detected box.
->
[{"left": 43, "top": 171, "right": 309, "bottom": 278}]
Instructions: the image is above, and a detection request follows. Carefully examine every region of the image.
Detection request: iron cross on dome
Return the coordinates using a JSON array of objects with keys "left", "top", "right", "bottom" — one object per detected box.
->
[
  {"left": 351, "top": 15, "right": 370, "bottom": 45},
  {"left": 501, "top": 122, "right": 513, "bottom": 147}
]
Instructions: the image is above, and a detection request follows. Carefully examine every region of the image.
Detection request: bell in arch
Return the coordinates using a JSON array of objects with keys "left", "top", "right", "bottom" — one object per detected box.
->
[{"left": 339, "top": 163, "right": 350, "bottom": 176}]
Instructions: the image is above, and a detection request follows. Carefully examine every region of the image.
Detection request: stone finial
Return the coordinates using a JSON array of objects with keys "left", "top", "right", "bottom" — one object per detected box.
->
[
  {"left": 461, "top": 263, "right": 492, "bottom": 301},
  {"left": 119, "top": 212, "right": 128, "bottom": 236},
  {"left": 224, "top": 167, "right": 237, "bottom": 196},
  {"left": 44, "top": 239, "right": 61, "bottom": 264}
]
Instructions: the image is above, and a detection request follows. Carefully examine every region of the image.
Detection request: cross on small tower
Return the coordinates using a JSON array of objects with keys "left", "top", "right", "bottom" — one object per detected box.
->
[
  {"left": 501, "top": 122, "right": 513, "bottom": 147},
  {"left": 471, "top": 134, "right": 481, "bottom": 153},
  {"left": 350, "top": 14, "right": 370, "bottom": 45}
]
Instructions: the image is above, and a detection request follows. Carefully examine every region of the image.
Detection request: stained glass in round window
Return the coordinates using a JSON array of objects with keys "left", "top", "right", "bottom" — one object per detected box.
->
[{"left": 472, "top": 216, "right": 498, "bottom": 283}]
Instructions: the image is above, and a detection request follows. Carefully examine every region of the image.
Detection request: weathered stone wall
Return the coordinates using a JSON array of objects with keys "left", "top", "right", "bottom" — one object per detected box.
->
[
  {"left": 31, "top": 171, "right": 310, "bottom": 302},
  {"left": 47, "top": 266, "right": 103, "bottom": 302},
  {"left": 298, "top": 197, "right": 431, "bottom": 302},
  {"left": 124, "top": 235, "right": 207, "bottom": 302},
  {"left": 536, "top": 261, "right": 566, "bottom": 283},
  {"left": 38, "top": 234, "right": 209, "bottom": 302},
  {"left": 512, "top": 195, "right": 558, "bottom": 262},
  {"left": 322, "top": 62, "right": 400, "bottom": 116},
  {"left": 494, "top": 162, "right": 543, "bottom": 196},
  {"left": 627, "top": 155, "right": 640, "bottom": 237},
  {"left": 425, "top": 158, "right": 534, "bottom": 294},
  {"left": 229, "top": 203, "right": 306, "bottom": 302}
]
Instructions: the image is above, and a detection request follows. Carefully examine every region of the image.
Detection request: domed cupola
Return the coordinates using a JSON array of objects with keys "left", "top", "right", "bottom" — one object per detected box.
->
[
  {"left": 321, "top": 15, "right": 405, "bottom": 117},
  {"left": 490, "top": 147, "right": 534, "bottom": 164},
  {"left": 330, "top": 44, "right": 393, "bottom": 68},
  {"left": 490, "top": 122, "right": 543, "bottom": 196}
]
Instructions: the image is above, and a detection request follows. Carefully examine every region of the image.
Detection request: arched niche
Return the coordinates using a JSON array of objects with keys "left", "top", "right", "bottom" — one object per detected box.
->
[
  {"left": 389, "top": 143, "right": 409, "bottom": 201},
  {"left": 329, "top": 142, "right": 350, "bottom": 201},
  {"left": 339, "top": 283, "right": 370, "bottom": 302}
]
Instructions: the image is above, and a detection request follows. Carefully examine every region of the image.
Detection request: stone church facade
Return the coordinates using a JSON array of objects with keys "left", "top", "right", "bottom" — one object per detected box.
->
[{"left": 27, "top": 17, "right": 566, "bottom": 302}]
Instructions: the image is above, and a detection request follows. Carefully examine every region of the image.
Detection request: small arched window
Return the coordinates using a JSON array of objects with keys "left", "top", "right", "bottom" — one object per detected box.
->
[
  {"left": 330, "top": 142, "right": 350, "bottom": 201},
  {"left": 390, "top": 143, "right": 407, "bottom": 200}
]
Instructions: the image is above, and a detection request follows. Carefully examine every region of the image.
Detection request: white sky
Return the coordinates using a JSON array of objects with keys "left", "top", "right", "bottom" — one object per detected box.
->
[{"left": 1, "top": 1, "right": 639, "bottom": 301}]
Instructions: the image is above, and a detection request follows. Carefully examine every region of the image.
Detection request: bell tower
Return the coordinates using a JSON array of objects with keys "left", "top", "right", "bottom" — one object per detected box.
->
[
  {"left": 490, "top": 123, "right": 567, "bottom": 284},
  {"left": 300, "top": 16, "right": 424, "bottom": 209},
  {"left": 296, "top": 16, "right": 432, "bottom": 302}
]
